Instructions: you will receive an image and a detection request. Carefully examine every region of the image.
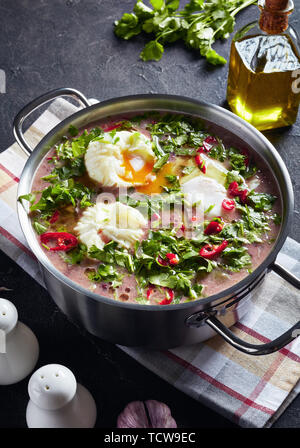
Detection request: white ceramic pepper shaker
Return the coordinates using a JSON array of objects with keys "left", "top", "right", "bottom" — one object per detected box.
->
[
  {"left": 26, "top": 364, "right": 97, "bottom": 428},
  {"left": 0, "top": 298, "right": 39, "bottom": 385}
]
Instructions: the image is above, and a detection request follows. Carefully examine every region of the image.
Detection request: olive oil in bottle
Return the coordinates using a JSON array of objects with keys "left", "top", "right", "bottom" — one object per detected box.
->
[{"left": 227, "top": 0, "right": 300, "bottom": 131}]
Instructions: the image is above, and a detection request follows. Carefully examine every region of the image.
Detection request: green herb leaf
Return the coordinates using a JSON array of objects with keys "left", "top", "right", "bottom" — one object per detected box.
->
[
  {"left": 68, "top": 125, "right": 79, "bottom": 137},
  {"left": 63, "top": 244, "right": 88, "bottom": 265},
  {"left": 86, "top": 263, "right": 124, "bottom": 288},
  {"left": 247, "top": 191, "right": 276, "bottom": 212},
  {"left": 140, "top": 40, "right": 164, "bottom": 61},
  {"left": 225, "top": 170, "right": 245, "bottom": 188},
  {"left": 28, "top": 180, "right": 94, "bottom": 219},
  {"left": 272, "top": 213, "right": 282, "bottom": 225},
  {"left": 33, "top": 220, "right": 48, "bottom": 235},
  {"left": 114, "top": 13, "right": 142, "bottom": 40},
  {"left": 221, "top": 245, "right": 252, "bottom": 272},
  {"left": 153, "top": 153, "right": 169, "bottom": 171},
  {"left": 150, "top": 0, "right": 165, "bottom": 10}
]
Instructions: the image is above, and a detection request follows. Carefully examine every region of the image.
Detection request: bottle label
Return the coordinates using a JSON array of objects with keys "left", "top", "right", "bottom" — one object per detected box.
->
[{"left": 236, "top": 35, "right": 300, "bottom": 73}]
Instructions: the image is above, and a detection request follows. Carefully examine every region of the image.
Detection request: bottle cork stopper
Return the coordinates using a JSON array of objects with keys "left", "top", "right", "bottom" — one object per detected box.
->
[
  {"left": 259, "top": 0, "right": 294, "bottom": 34},
  {"left": 265, "top": 0, "right": 289, "bottom": 10}
]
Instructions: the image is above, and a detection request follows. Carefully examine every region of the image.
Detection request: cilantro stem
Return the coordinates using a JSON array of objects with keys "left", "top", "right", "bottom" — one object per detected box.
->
[{"left": 231, "top": 0, "right": 257, "bottom": 17}]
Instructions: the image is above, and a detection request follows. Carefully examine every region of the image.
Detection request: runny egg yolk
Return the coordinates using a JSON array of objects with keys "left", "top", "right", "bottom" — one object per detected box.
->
[
  {"left": 120, "top": 150, "right": 175, "bottom": 195},
  {"left": 136, "top": 162, "right": 174, "bottom": 195},
  {"left": 120, "top": 150, "right": 154, "bottom": 185}
]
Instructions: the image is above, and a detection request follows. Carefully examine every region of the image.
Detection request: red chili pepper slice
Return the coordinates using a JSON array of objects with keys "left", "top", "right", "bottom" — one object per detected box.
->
[
  {"left": 40, "top": 232, "right": 78, "bottom": 252},
  {"left": 101, "top": 122, "right": 122, "bottom": 132},
  {"left": 159, "top": 288, "right": 174, "bottom": 305},
  {"left": 204, "top": 136, "right": 218, "bottom": 145},
  {"left": 228, "top": 181, "right": 239, "bottom": 196},
  {"left": 195, "top": 154, "right": 202, "bottom": 165},
  {"left": 222, "top": 199, "right": 235, "bottom": 211},
  {"left": 49, "top": 210, "right": 60, "bottom": 224},
  {"left": 157, "top": 256, "right": 168, "bottom": 266},
  {"left": 166, "top": 253, "right": 176, "bottom": 260},
  {"left": 228, "top": 181, "right": 248, "bottom": 204},
  {"left": 204, "top": 220, "right": 223, "bottom": 235},
  {"left": 159, "top": 297, "right": 173, "bottom": 305},
  {"left": 202, "top": 136, "right": 218, "bottom": 152},
  {"left": 166, "top": 253, "right": 179, "bottom": 265},
  {"left": 199, "top": 240, "right": 228, "bottom": 259},
  {"left": 146, "top": 286, "right": 154, "bottom": 300},
  {"left": 195, "top": 154, "right": 206, "bottom": 173}
]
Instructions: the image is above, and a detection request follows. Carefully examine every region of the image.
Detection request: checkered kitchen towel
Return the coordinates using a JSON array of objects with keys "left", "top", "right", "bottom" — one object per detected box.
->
[{"left": 1, "top": 98, "right": 300, "bottom": 428}]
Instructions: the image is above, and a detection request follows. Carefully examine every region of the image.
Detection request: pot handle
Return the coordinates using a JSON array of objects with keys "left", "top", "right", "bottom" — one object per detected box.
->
[
  {"left": 13, "top": 87, "right": 91, "bottom": 156},
  {"left": 186, "top": 264, "right": 300, "bottom": 356}
]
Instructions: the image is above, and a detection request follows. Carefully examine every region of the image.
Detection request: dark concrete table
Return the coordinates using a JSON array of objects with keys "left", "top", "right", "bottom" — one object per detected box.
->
[{"left": 0, "top": 0, "right": 299, "bottom": 428}]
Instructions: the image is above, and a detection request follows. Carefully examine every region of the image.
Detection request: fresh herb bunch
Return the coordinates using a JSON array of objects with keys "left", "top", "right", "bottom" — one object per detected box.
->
[{"left": 114, "top": 0, "right": 257, "bottom": 65}]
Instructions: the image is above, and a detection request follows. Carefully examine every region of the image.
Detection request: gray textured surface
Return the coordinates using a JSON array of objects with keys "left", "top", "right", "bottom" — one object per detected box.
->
[{"left": 0, "top": 0, "right": 299, "bottom": 429}]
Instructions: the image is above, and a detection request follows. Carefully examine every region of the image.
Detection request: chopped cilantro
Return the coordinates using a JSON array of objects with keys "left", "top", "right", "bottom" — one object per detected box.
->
[
  {"left": 272, "top": 213, "right": 282, "bottom": 225},
  {"left": 221, "top": 245, "right": 252, "bottom": 272},
  {"left": 225, "top": 170, "right": 244, "bottom": 188},
  {"left": 86, "top": 264, "right": 124, "bottom": 288},
  {"left": 247, "top": 191, "right": 276, "bottom": 212},
  {"left": 21, "top": 179, "right": 94, "bottom": 223},
  {"left": 208, "top": 141, "right": 228, "bottom": 162},
  {"left": 228, "top": 147, "right": 257, "bottom": 178},
  {"left": 182, "top": 165, "right": 196, "bottom": 175},
  {"left": 68, "top": 125, "right": 79, "bottom": 137},
  {"left": 63, "top": 244, "right": 88, "bottom": 265},
  {"left": 32, "top": 220, "right": 48, "bottom": 235}
]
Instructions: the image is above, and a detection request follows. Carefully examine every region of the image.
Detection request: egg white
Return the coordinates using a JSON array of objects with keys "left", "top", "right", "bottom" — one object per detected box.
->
[
  {"left": 182, "top": 175, "right": 227, "bottom": 219},
  {"left": 74, "top": 201, "right": 147, "bottom": 250},
  {"left": 85, "top": 131, "right": 155, "bottom": 187}
]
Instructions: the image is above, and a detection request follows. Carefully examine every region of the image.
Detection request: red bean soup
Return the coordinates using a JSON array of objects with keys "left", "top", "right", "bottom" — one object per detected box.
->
[{"left": 19, "top": 112, "right": 282, "bottom": 305}]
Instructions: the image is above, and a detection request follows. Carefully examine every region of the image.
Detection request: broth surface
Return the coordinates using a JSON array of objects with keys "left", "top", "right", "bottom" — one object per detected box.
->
[{"left": 27, "top": 112, "right": 282, "bottom": 305}]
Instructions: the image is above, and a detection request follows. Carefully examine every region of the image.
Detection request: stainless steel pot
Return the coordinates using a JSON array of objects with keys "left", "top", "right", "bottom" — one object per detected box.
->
[{"left": 14, "top": 88, "right": 300, "bottom": 354}]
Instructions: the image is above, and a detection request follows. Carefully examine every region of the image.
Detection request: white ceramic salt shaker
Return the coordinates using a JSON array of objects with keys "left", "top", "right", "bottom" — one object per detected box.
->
[
  {"left": 26, "top": 364, "right": 97, "bottom": 428},
  {"left": 0, "top": 298, "right": 39, "bottom": 385}
]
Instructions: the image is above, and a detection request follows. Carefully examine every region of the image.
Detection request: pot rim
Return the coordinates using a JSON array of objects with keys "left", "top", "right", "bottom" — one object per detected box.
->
[{"left": 17, "top": 93, "right": 294, "bottom": 312}]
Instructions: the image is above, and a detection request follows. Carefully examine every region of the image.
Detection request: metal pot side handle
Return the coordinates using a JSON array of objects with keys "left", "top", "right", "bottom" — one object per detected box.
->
[
  {"left": 13, "top": 87, "right": 91, "bottom": 156},
  {"left": 186, "top": 263, "right": 300, "bottom": 356}
]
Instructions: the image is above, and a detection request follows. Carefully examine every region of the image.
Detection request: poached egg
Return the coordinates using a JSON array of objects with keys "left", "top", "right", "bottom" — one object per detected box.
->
[
  {"left": 85, "top": 131, "right": 155, "bottom": 188},
  {"left": 74, "top": 201, "right": 147, "bottom": 250}
]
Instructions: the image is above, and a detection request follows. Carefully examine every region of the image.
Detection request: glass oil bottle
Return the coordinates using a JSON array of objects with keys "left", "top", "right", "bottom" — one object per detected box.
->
[{"left": 227, "top": 0, "right": 300, "bottom": 131}]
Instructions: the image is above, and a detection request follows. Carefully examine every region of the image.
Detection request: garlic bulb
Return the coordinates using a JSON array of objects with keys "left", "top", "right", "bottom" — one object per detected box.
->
[{"left": 117, "top": 400, "right": 177, "bottom": 428}]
